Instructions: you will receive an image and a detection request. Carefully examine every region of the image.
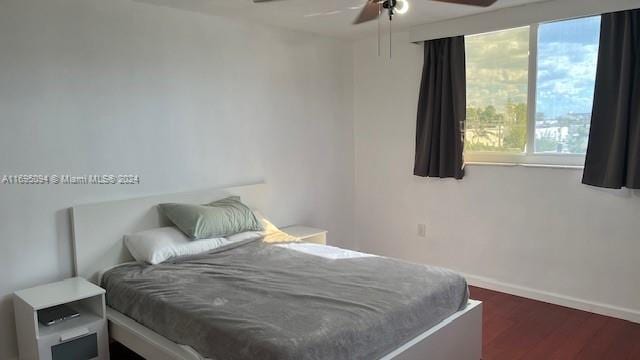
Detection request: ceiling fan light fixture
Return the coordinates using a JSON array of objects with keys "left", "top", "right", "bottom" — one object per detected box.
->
[{"left": 395, "top": 0, "right": 409, "bottom": 15}]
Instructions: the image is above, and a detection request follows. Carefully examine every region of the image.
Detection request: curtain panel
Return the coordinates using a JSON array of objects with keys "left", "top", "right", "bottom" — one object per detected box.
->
[
  {"left": 414, "top": 36, "right": 466, "bottom": 179},
  {"left": 583, "top": 8, "right": 640, "bottom": 189}
]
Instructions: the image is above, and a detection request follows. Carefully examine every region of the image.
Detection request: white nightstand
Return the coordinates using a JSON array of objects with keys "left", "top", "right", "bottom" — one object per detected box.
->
[
  {"left": 282, "top": 225, "right": 328, "bottom": 245},
  {"left": 13, "top": 277, "right": 109, "bottom": 360}
]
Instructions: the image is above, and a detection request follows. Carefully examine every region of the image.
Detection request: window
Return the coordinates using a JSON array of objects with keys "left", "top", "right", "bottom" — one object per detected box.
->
[
  {"left": 464, "top": 16, "right": 601, "bottom": 166},
  {"left": 465, "top": 26, "right": 530, "bottom": 154},
  {"left": 535, "top": 17, "right": 601, "bottom": 155}
]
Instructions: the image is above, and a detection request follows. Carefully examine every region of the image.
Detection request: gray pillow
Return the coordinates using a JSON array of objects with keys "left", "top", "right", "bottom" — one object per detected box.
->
[{"left": 159, "top": 196, "right": 263, "bottom": 239}]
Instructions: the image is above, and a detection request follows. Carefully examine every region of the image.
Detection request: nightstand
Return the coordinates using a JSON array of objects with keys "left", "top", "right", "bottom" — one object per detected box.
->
[
  {"left": 13, "top": 277, "right": 109, "bottom": 360},
  {"left": 282, "top": 225, "right": 328, "bottom": 245}
]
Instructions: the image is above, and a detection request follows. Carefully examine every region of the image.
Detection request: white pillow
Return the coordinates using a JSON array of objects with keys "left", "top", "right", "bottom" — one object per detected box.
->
[
  {"left": 124, "top": 227, "right": 228, "bottom": 264},
  {"left": 224, "top": 231, "right": 265, "bottom": 243}
]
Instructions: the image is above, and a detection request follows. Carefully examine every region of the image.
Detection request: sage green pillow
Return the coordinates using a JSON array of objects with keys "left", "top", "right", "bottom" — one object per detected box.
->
[{"left": 159, "top": 196, "right": 263, "bottom": 239}]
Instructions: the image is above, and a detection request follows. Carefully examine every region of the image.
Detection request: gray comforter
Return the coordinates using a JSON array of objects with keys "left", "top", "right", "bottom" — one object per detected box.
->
[{"left": 102, "top": 241, "right": 468, "bottom": 360}]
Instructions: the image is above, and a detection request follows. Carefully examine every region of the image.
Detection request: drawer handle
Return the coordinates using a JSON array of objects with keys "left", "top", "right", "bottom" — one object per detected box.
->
[{"left": 59, "top": 327, "right": 90, "bottom": 342}]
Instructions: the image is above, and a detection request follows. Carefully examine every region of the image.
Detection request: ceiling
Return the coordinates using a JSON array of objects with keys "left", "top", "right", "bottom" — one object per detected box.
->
[{"left": 134, "top": 0, "right": 551, "bottom": 39}]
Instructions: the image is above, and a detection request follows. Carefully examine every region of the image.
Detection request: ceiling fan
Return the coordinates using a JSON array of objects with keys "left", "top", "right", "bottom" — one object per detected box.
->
[
  {"left": 354, "top": 0, "right": 497, "bottom": 23},
  {"left": 253, "top": 0, "right": 498, "bottom": 57},
  {"left": 253, "top": 0, "right": 497, "bottom": 24}
]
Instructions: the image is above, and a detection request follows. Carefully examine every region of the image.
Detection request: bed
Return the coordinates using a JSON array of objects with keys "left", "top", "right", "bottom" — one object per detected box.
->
[{"left": 71, "top": 183, "right": 482, "bottom": 360}]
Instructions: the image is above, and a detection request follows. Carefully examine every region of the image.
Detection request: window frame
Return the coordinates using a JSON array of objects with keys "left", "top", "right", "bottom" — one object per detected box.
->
[{"left": 464, "top": 19, "right": 597, "bottom": 168}]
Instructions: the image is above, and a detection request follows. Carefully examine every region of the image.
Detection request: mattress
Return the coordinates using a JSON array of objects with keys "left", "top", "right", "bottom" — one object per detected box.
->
[{"left": 102, "top": 240, "right": 469, "bottom": 360}]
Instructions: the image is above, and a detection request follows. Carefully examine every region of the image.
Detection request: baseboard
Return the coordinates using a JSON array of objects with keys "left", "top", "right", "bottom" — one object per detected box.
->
[{"left": 464, "top": 273, "right": 640, "bottom": 324}]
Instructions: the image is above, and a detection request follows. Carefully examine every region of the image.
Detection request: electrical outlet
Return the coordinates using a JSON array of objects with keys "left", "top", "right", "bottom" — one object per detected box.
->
[{"left": 417, "top": 223, "right": 426, "bottom": 238}]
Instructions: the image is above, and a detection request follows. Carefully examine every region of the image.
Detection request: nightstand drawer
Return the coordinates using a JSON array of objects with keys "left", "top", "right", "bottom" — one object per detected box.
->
[{"left": 51, "top": 332, "right": 98, "bottom": 360}]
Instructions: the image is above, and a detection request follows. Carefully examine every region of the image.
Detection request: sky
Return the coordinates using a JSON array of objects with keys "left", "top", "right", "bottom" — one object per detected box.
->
[
  {"left": 466, "top": 16, "right": 601, "bottom": 119},
  {"left": 536, "top": 16, "right": 601, "bottom": 119}
]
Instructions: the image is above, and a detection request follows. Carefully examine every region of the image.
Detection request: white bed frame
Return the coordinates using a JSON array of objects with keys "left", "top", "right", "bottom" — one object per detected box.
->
[{"left": 71, "top": 183, "right": 482, "bottom": 360}]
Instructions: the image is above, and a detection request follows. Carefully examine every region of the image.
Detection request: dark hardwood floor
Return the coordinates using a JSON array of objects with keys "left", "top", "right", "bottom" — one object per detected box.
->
[
  {"left": 109, "top": 287, "right": 640, "bottom": 359},
  {"left": 469, "top": 286, "right": 640, "bottom": 360}
]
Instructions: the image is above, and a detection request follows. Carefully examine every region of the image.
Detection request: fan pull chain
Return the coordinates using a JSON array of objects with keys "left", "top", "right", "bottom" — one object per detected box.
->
[{"left": 389, "top": 15, "right": 392, "bottom": 60}]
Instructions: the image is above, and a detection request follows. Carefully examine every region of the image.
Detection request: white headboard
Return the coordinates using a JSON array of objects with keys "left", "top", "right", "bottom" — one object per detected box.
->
[{"left": 71, "top": 183, "right": 267, "bottom": 284}]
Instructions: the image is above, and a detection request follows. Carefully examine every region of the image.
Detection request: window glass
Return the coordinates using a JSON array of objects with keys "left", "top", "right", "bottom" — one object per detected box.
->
[
  {"left": 535, "top": 17, "right": 601, "bottom": 154},
  {"left": 465, "top": 26, "right": 530, "bottom": 153}
]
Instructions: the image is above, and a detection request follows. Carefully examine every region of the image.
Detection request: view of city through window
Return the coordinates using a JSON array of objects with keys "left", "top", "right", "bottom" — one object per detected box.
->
[
  {"left": 535, "top": 16, "right": 601, "bottom": 154},
  {"left": 464, "top": 17, "right": 601, "bottom": 155},
  {"left": 465, "top": 26, "right": 530, "bottom": 153}
]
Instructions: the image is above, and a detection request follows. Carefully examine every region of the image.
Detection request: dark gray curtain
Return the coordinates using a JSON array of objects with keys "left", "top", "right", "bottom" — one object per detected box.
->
[
  {"left": 414, "top": 36, "right": 466, "bottom": 179},
  {"left": 583, "top": 9, "right": 640, "bottom": 189}
]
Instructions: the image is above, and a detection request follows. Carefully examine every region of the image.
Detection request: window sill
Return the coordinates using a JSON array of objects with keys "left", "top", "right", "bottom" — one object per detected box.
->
[
  {"left": 464, "top": 152, "right": 585, "bottom": 168},
  {"left": 465, "top": 161, "right": 584, "bottom": 170}
]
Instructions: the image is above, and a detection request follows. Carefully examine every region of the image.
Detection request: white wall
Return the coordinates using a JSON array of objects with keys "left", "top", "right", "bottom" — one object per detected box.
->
[
  {"left": 354, "top": 32, "right": 640, "bottom": 322},
  {"left": 0, "top": 1, "right": 354, "bottom": 358}
]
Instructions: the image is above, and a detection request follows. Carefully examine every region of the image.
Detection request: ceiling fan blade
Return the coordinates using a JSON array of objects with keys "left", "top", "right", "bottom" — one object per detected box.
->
[
  {"left": 431, "top": 0, "right": 497, "bottom": 7},
  {"left": 305, "top": 10, "right": 343, "bottom": 18},
  {"left": 353, "top": 0, "right": 381, "bottom": 25}
]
